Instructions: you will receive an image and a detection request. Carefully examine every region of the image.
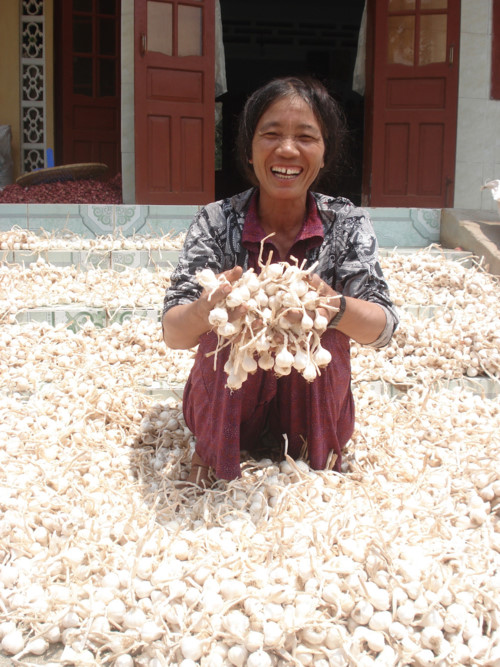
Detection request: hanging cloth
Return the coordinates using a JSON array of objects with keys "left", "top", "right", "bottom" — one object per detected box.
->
[
  {"left": 352, "top": 1, "right": 367, "bottom": 96},
  {"left": 215, "top": 0, "right": 227, "bottom": 98}
]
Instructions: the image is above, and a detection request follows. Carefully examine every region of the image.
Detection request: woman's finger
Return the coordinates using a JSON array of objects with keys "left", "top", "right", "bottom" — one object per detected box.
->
[
  {"left": 307, "top": 272, "right": 334, "bottom": 297},
  {"left": 222, "top": 266, "right": 244, "bottom": 284}
]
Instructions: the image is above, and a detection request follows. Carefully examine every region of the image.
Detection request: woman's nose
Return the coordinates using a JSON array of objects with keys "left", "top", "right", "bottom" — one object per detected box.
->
[{"left": 276, "top": 136, "right": 300, "bottom": 154}]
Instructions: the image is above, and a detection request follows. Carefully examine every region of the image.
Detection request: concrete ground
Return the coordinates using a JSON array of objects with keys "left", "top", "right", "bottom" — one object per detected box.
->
[
  {"left": 0, "top": 645, "right": 63, "bottom": 666},
  {"left": 441, "top": 208, "right": 500, "bottom": 275}
]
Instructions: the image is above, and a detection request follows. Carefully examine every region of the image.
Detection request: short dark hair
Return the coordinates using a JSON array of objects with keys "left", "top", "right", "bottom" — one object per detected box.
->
[{"left": 235, "top": 76, "right": 348, "bottom": 192}]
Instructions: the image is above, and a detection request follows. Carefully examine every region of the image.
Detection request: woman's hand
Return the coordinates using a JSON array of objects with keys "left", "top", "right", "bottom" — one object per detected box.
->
[
  {"left": 306, "top": 273, "right": 341, "bottom": 325},
  {"left": 162, "top": 266, "right": 244, "bottom": 349},
  {"left": 306, "top": 273, "right": 387, "bottom": 345},
  {"left": 200, "top": 266, "right": 244, "bottom": 318}
]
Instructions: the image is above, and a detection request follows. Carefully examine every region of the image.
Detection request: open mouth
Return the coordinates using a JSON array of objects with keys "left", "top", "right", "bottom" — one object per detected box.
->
[{"left": 271, "top": 166, "right": 302, "bottom": 180}]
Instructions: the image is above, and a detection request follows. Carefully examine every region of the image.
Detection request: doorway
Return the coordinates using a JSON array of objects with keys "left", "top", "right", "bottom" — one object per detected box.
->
[
  {"left": 216, "top": 0, "right": 366, "bottom": 204},
  {"left": 54, "top": 0, "right": 122, "bottom": 176},
  {"left": 364, "top": 0, "right": 460, "bottom": 208}
]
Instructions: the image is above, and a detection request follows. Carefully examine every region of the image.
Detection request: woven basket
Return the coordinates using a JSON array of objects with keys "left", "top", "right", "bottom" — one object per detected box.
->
[{"left": 16, "top": 163, "right": 109, "bottom": 187}]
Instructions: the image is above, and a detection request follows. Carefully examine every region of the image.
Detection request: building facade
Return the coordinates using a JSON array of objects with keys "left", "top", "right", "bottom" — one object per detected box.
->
[{"left": 0, "top": 0, "right": 499, "bottom": 212}]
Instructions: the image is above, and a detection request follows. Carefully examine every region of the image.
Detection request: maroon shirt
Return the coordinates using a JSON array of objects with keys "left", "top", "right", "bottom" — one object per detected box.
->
[{"left": 242, "top": 191, "right": 325, "bottom": 268}]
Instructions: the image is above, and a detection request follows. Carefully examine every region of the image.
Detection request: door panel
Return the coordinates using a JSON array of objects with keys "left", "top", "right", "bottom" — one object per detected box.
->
[
  {"left": 135, "top": 0, "right": 215, "bottom": 204},
  {"left": 364, "top": 0, "right": 460, "bottom": 207},
  {"left": 55, "top": 0, "right": 121, "bottom": 175}
]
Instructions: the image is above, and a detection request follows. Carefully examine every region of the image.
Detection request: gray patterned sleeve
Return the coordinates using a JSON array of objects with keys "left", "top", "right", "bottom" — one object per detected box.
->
[
  {"left": 162, "top": 205, "right": 226, "bottom": 315},
  {"left": 335, "top": 210, "right": 399, "bottom": 348}
]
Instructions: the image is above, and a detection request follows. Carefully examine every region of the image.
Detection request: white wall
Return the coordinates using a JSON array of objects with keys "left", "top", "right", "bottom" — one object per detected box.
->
[
  {"left": 455, "top": 0, "right": 500, "bottom": 211},
  {"left": 121, "top": 0, "right": 135, "bottom": 204}
]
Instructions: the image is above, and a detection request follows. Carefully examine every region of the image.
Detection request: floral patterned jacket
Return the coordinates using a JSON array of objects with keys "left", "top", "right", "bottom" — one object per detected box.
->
[{"left": 163, "top": 188, "right": 399, "bottom": 347}]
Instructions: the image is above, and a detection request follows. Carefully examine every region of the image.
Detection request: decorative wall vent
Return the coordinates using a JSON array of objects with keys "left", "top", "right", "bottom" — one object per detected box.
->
[{"left": 20, "top": 0, "right": 46, "bottom": 174}]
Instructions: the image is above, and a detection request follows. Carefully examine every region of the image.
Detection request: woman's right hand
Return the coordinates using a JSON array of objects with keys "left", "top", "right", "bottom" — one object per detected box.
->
[
  {"left": 202, "top": 266, "right": 242, "bottom": 305},
  {"left": 162, "top": 266, "right": 244, "bottom": 349}
]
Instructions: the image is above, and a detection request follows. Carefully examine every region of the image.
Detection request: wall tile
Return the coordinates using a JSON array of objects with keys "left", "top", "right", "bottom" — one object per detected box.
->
[
  {"left": 24, "top": 204, "right": 83, "bottom": 235},
  {"left": 80, "top": 204, "right": 148, "bottom": 236},
  {"left": 0, "top": 205, "right": 28, "bottom": 230},
  {"left": 0, "top": 250, "right": 15, "bottom": 262},
  {"left": 150, "top": 249, "right": 181, "bottom": 268},
  {"left": 146, "top": 205, "right": 198, "bottom": 236},
  {"left": 108, "top": 309, "right": 160, "bottom": 326},
  {"left": 16, "top": 309, "right": 55, "bottom": 327},
  {"left": 366, "top": 208, "right": 440, "bottom": 247},
  {"left": 111, "top": 250, "right": 149, "bottom": 270},
  {"left": 79, "top": 250, "right": 112, "bottom": 269}
]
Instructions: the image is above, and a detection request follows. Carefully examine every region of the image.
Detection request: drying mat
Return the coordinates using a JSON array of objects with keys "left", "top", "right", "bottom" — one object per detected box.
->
[{"left": 16, "top": 163, "right": 109, "bottom": 187}]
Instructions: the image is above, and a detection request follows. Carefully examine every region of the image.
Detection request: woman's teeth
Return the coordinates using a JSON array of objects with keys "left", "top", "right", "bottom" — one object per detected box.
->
[{"left": 271, "top": 167, "right": 301, "bottom": 179}]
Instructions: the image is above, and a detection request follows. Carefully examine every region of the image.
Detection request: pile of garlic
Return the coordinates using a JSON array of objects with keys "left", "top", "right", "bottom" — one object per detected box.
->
[
  {"left": 0, "top": 257, "right": 170, "bottom": 319},
  {"left": 197, "top": 261, "right": 336, "bottom": 390},
  {"left": 0, "top": 318, "right": 193, "bottom": 395},
  {"left": 0, "top": 227, "right": 186, "bottom": 251},
  {"left": 381, "top": 248, "right": 497, "bottom": 310},
  {"left": 0, "top": 240, "right": 500, "bottom": 665},
  {"left": 1, "top": 246, "right": 499, "bottom": 385},
  {"left": 0, "top": 381, "right": 499, "bottom": 666}
]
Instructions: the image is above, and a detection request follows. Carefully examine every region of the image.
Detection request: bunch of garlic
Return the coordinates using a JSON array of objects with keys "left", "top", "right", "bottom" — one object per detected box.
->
[{"left": 197, "top": 261, "right": 338, "bottom": 390}]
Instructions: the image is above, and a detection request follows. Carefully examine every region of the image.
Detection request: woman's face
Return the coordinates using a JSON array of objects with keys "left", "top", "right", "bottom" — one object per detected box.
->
[{"left": 250, "top": 95, "right": 325, "bottom": 204}]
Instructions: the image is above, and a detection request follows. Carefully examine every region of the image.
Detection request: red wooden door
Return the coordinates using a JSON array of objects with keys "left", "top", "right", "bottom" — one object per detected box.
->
[
  {"left": 134, "top": 0, "right": 215, "bottom": 204},
  {"left": 56, "top": 0, "right": 121, "bottom": 175},
  {"left": 363, "top": 0, "right": 460, "bottom": 207}
]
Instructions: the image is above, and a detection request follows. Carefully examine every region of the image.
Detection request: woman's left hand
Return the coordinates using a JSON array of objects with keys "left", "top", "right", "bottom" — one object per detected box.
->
[
  {"left": 306, "top": 272, "right": 388, "bottom": 345},
  {"left": 306, "top": 273, "right": 341, "bottom": 326}
]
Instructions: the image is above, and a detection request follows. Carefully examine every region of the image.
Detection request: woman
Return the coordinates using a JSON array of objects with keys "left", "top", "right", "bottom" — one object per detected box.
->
[{"left": 162, "top": 76, "right": 398, "bottom": 486}]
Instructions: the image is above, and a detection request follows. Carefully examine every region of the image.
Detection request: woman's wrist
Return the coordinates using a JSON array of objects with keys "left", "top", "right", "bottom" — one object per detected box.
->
[{"left": 327, "top": 294, "right": 346, "bottom": 329}]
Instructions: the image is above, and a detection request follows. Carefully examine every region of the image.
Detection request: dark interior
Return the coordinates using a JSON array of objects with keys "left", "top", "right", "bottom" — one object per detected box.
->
[{"left": 215, "top": 0, "right": 366, "bottom": 205}]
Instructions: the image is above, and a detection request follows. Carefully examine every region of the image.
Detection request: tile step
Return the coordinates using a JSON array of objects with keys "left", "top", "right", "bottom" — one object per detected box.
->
[
  {"left": 137, "top": 377, "right": 499, "bottom": 400},
  {"left": 15, "top": 306, "right": 160, "bottom": 330},
  {"left": 1, "top": 247, "right": 476, "bottom": 271},
  {"left": 12, "top": 300, "right": 470, "bottom": 330},
  {"left": 8, "top": 377, "right": 499, "bottom": 402},
  {"left": 1, "top": 248, "right": 179, "bottom": 271}
]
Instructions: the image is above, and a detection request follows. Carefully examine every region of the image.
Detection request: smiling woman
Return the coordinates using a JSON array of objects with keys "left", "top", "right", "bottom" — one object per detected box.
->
[{"left": 161, "top": 76, "right": 399, "bottom": 487}]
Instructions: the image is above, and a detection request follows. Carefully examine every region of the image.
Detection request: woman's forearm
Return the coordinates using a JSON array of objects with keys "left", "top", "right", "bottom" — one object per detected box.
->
[
  {"left": 162, "top": 301, "right": 211, "bottom": 349},
  {"left": 333, "top": 297, "right": 387, "bottom": 345}
]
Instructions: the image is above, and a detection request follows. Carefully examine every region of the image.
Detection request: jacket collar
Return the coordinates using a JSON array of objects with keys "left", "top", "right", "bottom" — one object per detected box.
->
[{"left": 228, "top": 187, "right": 352, "bottom": 229}]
